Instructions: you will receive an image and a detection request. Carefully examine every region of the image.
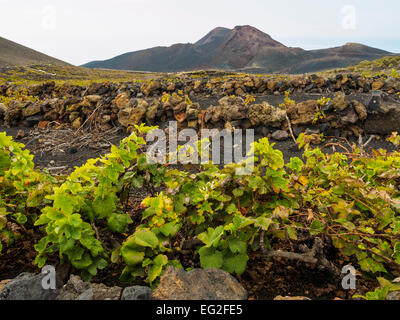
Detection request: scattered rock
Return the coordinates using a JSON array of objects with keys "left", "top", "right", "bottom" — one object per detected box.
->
[
  {"left": 386, "top": 292, "right": 400, "bottom": 300},
  {"left": 57, "top": 275, "right": 121, "bottom": 300},
  {"left": 121, "top": 286, "right": 153, "bottom": 300},
  {"left": 152, "top": 267, "right": 247, "bottom": 300},
  {"left": 271, "top": 130, "right": 289, "bottom": 141}
]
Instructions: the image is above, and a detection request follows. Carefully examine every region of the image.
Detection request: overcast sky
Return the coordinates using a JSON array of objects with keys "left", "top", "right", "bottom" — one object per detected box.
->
[{"left": 0, "top": 0, "right": 399, "bottom": 65}]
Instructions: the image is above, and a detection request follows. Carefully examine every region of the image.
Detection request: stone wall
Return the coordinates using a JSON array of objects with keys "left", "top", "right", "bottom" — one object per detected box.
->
[{"left": 1, "top": 77, "right": 400, "bottom": 141}]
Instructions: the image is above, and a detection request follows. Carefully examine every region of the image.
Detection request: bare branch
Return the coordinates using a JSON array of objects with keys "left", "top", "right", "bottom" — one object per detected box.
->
[{"left": 261, "top": 237, "right": 341, "bottom": 277}]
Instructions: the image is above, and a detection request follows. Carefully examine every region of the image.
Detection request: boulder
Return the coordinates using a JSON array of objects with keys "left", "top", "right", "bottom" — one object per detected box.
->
[
  {"left": 146, "top": 99, "right": 160, "bottom": 123},
  {"left": 243, "top": 77, "right": 254, "bottom": 88},
  {"left": 0, "top": 272, "right": 61, "bottom": 300},
  {"left": 121, "top": 286, "right": 152, "bottom": 300},
  {"left": 142, "top": 81, "right": 161, "bottom": 96},
  {"left": 352, "top": 100, "right": 367, "bottom": 121},
  {"left": 84, "top": 95, "right": 102, "bottom": 104},
  {"left": 341, "top": 108, "right": 358, "bottom": 125},
  {"left": 372, "top": 79, "right": 385, "bottom": 91},
  {"left": 4, "top": 100, "right": 29, "bottom": 124},
  {"left": 225, "top": 104, "right": 248, "bottom": 121},
  {"left": 357, "top": 76, "right": 367, "bottom": 89},
  {"left": 57, "top": 275, "right": 121, "bottom": 300},
  {"left": 267, "top": 80, "right": 277, "bottom": 91},
  {"left": 271, "top": 130, "right": 289, "bottom": 141},
  {"left": 162, "top": 93, "right": 183, "bottom": 111},
  {"left": 364, "top": 92, "right": 400, "bottom": 134},
  {"left": 118, "top": 99, "right": 148, "bottom": 128},
  {"left": 248, "top": 102, "right": 286, "bottom": 127},
  {"left": 186, "top": 102, "right": 200, "bottom": 121},
  {"left": 114, "top": 93, "right": 131, "bottom": 110},
  {"left": 56, "top": 275, "right": 90, "bottom": 300},
  {"left": 218, "top": 96, "right": 244, "bottom": 108},
  {"left": 310, "top": 74, "right": 325, "bottom": 88},
  {"left": 173, "top": 102, "right": 188, "bottom": 115},
  {"left": 287, "top": 100, "right": 318, "bottom": 126},
  {"left": 205, "top": 96, "right": 248, "bottom": 124},
  {"left": 331, "top": 92, "right": 349, "bottom": 111},
  {"left": 384, "top": 77, "right": 400, "bottom": 91},
  {"left": 193, "top": 80, "right": 202, "bottom": 92},
  {"left": 152, "top": 267, "right": 247, "bottom": 300},
  {"left": 22, "top": 103, "right": 41, "bottom": 118}
]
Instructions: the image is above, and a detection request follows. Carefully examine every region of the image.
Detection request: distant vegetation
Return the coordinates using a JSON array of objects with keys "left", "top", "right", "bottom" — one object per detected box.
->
[{"left": 326, "top": 56, "right": 400, "bottom": 78}]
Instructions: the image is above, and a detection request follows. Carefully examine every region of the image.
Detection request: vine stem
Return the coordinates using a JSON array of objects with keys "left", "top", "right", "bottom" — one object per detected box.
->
[
  {"left": 285, "top": 113, "right": 297, "bottom": 145},
  {"left": 260, "top": 234, "right": 341, "bottom": 277}
]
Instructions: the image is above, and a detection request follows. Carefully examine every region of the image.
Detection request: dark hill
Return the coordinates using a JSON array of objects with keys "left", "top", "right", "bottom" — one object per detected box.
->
[
  {"left": 82, "top": 25, "right": 392, "bottom": 74},
  {"left": 0, "top": 36, "right": 69, "bottom": 67}
]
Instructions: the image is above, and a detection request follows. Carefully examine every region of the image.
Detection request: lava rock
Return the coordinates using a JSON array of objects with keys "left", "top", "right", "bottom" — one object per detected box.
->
[
  {"left": 271, "top": 130, "right": 289, "bottom": 141},
  {"left": 386, "top": 292, "right": 400, "bottom": 300},
  {"left": 248, "top": 102, "right": 286, "bottom": 127},
  {"left": 57, "top": 275, "right": 121, "bottom": 300},
  {"left": 365, "top": 92, "right": 400, "bottom": 134},
  {"left": 121, "top": 286, "right": 153, "bottom": 300},
  {"left": 23, "top": 115, "right": 43, "bottom": 127},
  {"left": 0, "top": 272, "right": 61, "bottom": 300},
  {"left": 152, "top": 267, "right": 247, "bottom": 300}
]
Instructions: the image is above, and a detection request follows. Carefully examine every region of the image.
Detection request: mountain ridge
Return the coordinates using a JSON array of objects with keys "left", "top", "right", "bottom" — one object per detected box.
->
[{"left": 82, "top": 25, "right": 392, "bottom": 74}]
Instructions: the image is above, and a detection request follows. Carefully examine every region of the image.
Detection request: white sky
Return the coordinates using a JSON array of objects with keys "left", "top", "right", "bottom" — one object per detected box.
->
[{"left": 0, "top": 0, "right": 399, "bottom": 65}]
